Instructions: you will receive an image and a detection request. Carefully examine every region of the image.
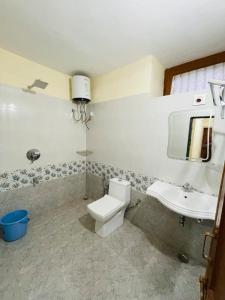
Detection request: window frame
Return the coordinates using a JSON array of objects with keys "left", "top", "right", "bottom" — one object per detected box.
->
[{"left": 163, "top": 51, "right": 225, "bottom": 95}]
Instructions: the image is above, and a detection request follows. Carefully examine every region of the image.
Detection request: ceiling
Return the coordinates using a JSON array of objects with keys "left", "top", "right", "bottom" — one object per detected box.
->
[{"left": 0, "top": 0, "right": 225, "bottom": 76}]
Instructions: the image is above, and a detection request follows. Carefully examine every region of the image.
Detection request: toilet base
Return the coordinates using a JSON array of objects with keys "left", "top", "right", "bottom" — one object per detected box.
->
[{"left": 95, "top": 208, "right": 125, "bottom": 238}]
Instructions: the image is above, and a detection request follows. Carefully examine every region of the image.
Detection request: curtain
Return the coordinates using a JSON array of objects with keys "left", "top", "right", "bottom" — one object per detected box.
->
[{"left": 171, "top": 62, "right": 225, "bottom": 94}]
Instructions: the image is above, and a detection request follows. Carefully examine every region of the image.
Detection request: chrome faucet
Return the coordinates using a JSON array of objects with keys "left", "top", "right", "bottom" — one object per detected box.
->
[{"left": 182, "top": 182, "right": 193, "bottom": 193}]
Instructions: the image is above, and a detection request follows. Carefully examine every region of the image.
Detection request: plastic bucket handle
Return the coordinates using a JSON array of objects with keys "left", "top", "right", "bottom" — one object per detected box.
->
[{"left": 19, "top": 217, "right": 30, "bottom": 224}]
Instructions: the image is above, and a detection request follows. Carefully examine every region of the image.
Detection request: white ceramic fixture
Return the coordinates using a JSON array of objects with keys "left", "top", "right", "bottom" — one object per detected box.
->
[
  {"left": 146, "top": 181, "right": 217, "bottom": 220},
  {"left": 71, "top": 75, "right": 92, "bottom": 127},
  {"left": 87, "top": 178, "right": 131, "bottom": 237}
]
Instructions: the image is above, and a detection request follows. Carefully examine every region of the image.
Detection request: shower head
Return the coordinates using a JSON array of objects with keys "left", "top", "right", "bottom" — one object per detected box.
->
[
  {"left": 22, "top": 79, "right": 48, "bottom": 94},
  {"left": 28, "top": 79, "right": 48, "bottom": 90}
]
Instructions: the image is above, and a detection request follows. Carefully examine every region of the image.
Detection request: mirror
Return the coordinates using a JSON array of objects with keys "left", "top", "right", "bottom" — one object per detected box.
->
[{"left": 168, "top": 109, "right": 214, "bottom": 162}]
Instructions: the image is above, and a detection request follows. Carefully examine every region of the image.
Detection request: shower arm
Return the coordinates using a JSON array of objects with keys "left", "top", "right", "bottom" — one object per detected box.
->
[{"left": 22, "top": 79, "right": 48, "bottom": 94}]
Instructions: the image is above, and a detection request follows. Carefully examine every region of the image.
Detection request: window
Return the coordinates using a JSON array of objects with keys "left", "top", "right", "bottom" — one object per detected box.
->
[
  {"left": 171, "top": 63, "right": 225, "bottom": 94},
  {"left": 164, "top": 51, "right": 225, "bottom": 95}
]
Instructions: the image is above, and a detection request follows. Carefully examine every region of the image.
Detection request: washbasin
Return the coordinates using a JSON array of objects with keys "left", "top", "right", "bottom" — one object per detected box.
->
[{"left": 146, "top": 181, "right": 217, "bottom": 220}]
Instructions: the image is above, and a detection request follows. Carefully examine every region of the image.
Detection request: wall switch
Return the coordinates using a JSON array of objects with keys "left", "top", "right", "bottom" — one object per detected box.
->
[{"left": 193, "top": 94, "right": 206, "bottom": 106}]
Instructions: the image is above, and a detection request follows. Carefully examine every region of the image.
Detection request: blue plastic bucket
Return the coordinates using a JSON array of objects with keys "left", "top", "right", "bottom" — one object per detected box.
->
[{"left": 0, "top": 210, "right": 30, "bottom": 242}]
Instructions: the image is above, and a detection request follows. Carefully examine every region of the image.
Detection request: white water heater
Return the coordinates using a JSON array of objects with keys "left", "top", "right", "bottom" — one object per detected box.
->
[{"left": 71, "top": 75, "right": 91, "bottom": 103}]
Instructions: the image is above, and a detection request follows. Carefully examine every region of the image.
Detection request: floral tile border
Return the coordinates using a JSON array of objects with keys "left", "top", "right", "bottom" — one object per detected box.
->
[
  {"left": 86, "top": 160, "right": 217, "bottom": 196},
  {"left": 0, "top": 159, "right": 217, "bottom": 196},
  {"left": 86, "top": 161, "right": 158, "bottom": 194},
  {"left": 0, "top": 160, "right": 86, "bottom": 192}
]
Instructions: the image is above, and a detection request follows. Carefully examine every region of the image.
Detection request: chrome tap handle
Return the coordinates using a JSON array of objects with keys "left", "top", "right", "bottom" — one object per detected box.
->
[
  {"left": 182, "top": 182, "right": 193, "bottom": 192},
  {"left": 26, "top": 149, "right": 41, "bottom": 163}
]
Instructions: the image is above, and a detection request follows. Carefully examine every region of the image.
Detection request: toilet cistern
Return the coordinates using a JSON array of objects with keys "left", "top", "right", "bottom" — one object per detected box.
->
[{"left": 87, "top": 178, "right": 131, "bottom": 237}]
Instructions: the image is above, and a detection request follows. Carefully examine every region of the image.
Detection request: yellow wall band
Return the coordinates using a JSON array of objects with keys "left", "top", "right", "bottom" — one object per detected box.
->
[{"left": 0, "top": 47, "right": 71, "bottom": 100}]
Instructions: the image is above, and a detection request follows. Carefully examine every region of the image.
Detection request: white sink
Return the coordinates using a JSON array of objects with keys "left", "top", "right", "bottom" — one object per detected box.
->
[{"left": 146, "top": 181, "right": 217, "bottom": 220}]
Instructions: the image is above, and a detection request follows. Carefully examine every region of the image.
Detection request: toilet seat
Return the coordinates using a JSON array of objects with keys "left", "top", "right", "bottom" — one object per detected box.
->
[{"left": 87, "top": 195, "right": 124, "bottom": 222}]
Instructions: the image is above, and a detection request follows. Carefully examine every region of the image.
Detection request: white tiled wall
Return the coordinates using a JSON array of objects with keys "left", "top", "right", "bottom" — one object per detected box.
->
[
  {"left": 1, "top": 83, "right": 224, "bottom": 196},
  {"left": 0, "top": 84, "right": 86, "bottom": 172},
  {"left": 87, "top": 91, "right": 224, "bottom": 195}
]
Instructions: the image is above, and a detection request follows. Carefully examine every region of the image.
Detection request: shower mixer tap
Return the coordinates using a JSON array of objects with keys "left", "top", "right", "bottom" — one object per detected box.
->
[{"left": 26, "top": 149, "right": 41, "bottom": 163}]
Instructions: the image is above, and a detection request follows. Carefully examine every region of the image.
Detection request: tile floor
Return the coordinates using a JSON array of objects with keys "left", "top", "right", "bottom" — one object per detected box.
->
[{"left": 0, "top": 199, "right": 203, "bottom": 300}]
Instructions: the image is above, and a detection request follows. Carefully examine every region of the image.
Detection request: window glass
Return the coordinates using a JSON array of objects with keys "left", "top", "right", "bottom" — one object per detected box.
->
[{"left": 171, "top": 62, "right": 225, "bottom": 94}]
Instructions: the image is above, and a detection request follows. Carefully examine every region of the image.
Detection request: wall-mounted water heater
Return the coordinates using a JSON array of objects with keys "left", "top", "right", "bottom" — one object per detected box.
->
[
  {"left": 71, "top": 75, "right": 92, "bottom": 128},
  {"left": 71, "top": 75, "right": 91, "bottom": 103}
]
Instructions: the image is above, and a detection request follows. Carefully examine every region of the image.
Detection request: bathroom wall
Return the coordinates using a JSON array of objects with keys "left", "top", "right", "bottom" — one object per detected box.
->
[
  {"left": 0, "top": 83, "right": 86, "bottom": 213},
  {"left": 0, "top": 84, "right": 86, "bottom": 171},
  {"left": 92, "top": 55, "right": 164, "bottom": 102},
  {"left": 87, "top": 91, "right": 223, "bottom": 196},
  {"left": 0, "top": 84, "right": 86, "bottom": 196},
  {"left": 0, "top": 174, "right": 86, "bottom": 217},
  {"left": 0, "top": 48, "right": 71, "bottom": 100}
]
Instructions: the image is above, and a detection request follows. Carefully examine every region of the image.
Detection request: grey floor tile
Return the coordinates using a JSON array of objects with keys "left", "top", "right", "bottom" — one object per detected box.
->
[{"left": 0, "top": 198, "right": 203, "bottom": 300}]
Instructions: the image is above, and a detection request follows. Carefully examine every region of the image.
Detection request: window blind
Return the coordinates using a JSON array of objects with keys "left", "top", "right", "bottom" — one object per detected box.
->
[{"left": 171, "top": 62, "right": 225, "bottom": 94}]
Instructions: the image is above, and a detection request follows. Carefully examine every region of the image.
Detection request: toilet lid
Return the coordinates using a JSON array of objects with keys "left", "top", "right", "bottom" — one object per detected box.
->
[{"left": 87, "top": 195, "right": 124, "bottom": 220}]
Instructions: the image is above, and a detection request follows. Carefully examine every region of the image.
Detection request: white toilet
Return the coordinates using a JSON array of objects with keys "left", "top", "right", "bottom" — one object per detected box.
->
[{"left": 87, "top": 178, "right": 131, "bottom": 237}]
